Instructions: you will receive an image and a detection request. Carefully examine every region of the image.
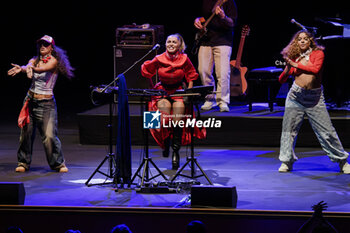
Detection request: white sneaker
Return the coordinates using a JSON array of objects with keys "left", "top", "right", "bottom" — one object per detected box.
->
[
  {"left": 15, "top": 166, "right": 26, "bottom": 172},
  {"left": 219, "top": 103, "right": 230, "bottom": 112},
  {"left": 339, "top": 160, "right": 350, "bottom": 174},
  {"left": 201, "top": 101, "right": 217, "bottom": 110},
  {"left": 59, "top": 165, "right": 69, "bottom": 173},
  {"left": 278, "top": 162, "right": 293, "bottom": 172}
]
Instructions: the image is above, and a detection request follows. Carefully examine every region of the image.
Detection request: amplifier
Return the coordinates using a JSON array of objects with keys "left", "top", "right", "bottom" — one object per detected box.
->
[
  {"left": 191, "top": 185, "right": 238, "bottom": 208},
  {"left": 0, "top": 182, "right": 26, "bottom": 205},
  {"left": 116, "top": 25, "right": 164, "bottom": 49}
]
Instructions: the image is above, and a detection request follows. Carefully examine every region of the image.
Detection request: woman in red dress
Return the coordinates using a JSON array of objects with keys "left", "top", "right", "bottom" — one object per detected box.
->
[{"left": 141, "top": 33, "right": 205, "bottom": 170}]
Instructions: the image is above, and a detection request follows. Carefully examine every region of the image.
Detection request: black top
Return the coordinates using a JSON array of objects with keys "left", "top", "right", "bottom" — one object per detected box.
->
[{"left": 200, "top": 0, "right": 237, "bottom": 47}]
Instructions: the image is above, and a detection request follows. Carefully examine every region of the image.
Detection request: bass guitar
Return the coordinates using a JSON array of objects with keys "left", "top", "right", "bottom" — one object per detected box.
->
[
  {"left": 230, "top": 25, "right": 250, "bottom": 96},
  {"left": 191, "top": 0, "right": 228, "bottom": 54}
]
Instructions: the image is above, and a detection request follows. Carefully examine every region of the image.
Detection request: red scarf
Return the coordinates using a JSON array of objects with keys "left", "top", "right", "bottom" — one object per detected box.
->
[{"left": 18, "top": 99, "right": 30, "bottom": 128}]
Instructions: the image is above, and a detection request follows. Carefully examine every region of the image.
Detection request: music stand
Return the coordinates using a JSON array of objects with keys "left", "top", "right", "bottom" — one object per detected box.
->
[{"left": 170, "top": 87, "right": 213, "bottom": 185}]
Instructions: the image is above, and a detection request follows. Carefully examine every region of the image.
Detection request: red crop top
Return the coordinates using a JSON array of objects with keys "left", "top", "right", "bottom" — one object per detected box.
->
[{"left": 278, "top": 49, "right": 324, "bottom": 84}]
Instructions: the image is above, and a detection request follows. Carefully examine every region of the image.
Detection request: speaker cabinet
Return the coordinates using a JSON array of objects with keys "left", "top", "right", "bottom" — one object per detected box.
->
[
  {"left": 191, "top": 185, "right": 237, "bottom": 208},
  {"left": 115, "top": 48, "right": 158, "bottom": 90},
  {"left": 0, "top": 182, "right": 25, "bottom": 205}
]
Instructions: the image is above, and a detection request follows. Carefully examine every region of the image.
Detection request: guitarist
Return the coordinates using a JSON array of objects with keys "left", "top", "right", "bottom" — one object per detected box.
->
[{"left": 194, "top": 0, "right": 237, "bottom": 112}]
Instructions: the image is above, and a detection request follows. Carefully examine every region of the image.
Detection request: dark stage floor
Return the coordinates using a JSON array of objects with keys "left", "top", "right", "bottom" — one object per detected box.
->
[{"left": 1, "top": 104, "right": 350, "bottom": 212}]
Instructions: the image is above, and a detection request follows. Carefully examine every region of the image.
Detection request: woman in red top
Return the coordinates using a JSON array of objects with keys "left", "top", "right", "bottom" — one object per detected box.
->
[
  {"left": 278, "top": 30, "right": 349, "bottom": 173},
  {"left": 141, "top": 33, "right": 204, "bottom": 170}
]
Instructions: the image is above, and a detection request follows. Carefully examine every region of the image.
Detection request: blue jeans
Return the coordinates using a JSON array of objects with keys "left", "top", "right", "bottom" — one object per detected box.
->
[
  {"left": 279, "top": 83, "right": 348, "bottom": 163},
  {"left": 17, "top": 96, "right": 65, "bottom": 170}
]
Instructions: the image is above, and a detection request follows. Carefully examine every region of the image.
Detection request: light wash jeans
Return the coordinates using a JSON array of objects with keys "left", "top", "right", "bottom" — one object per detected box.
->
[
  {"left": 279, "top": 82, "right": 348, "bottom": 163},
  {"left": 17, "top": 95, "right": 65, "bottom": 170},
  {"left": 198, "top": 45, "right": 232, "bottom": 105}
]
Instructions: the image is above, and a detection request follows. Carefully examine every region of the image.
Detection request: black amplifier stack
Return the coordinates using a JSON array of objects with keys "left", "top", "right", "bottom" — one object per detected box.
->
[{"left": 115, "top": 25, "right": 164, "bottom": 93}]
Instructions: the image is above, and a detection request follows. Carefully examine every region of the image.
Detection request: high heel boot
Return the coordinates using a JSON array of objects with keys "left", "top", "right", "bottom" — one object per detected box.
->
[{"left": 171, "top": 127, "right": 182, "bottom": 170}]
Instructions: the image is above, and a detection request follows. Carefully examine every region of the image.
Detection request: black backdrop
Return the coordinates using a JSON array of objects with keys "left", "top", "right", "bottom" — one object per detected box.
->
[{"left": 1, "top": 0, "right": 349, "bottom": 121}]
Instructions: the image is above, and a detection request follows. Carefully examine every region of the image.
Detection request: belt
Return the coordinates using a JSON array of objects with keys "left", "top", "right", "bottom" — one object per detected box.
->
[{"left": 28, "top": 90, "right": 53, "bottom": 100}]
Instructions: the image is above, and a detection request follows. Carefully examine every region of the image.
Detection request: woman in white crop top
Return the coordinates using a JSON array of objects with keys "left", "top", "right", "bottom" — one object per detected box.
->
[{"left": 8, "top": 35, "right": 74, "bottom": 173}]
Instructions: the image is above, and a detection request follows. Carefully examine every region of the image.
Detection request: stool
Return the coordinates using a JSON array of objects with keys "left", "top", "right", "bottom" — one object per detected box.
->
[{"left": 246, "top": 67, "right": 283, "bottom": 111}]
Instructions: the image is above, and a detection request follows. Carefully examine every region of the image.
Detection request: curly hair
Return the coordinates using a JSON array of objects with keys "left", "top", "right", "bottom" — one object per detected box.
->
[
  {"left": 34, "top": 45, "right": 74, "bottom": 79},
  {"left": 281, "top": 30, "right": 324, "bottom": 60}
]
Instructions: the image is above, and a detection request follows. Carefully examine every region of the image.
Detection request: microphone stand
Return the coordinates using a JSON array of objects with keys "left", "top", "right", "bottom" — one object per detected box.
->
[
  {"left": 291, "top": 19, "right": 318, "bottom": 36},
  {"left": 85, "top": 46, "right": 121, "bottom": 188},
  {"left": 101, "top": 46, "right": 159, "bottom": 93},
  {"left": 85, "top": 45, "right": 159, "bottom": 189}
]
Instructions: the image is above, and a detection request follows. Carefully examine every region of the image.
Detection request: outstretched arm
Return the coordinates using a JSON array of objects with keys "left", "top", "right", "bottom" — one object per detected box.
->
[
  {"left": 7, "top": 63, "right": 22, "bottom": 77},
  {"left": 8, "top": 58, "right": 35, "bottom": 78}
]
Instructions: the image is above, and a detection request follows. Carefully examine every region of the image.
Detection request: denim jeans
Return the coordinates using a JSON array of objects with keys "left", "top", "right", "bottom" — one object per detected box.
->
[
  {"left": 17, "top": 96, "right": 65, "bottom": 170},
  {"left": 198, "top": 45, "right": 232, "bottom": 105},
  {"left": 279, "top": 83, "right": 348, "bottom": 163}
]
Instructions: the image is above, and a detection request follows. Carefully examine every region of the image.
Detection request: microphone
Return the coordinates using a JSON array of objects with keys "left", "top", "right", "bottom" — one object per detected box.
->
[
  {"left": 291, "top": 19, "right": 306, "bottom": 30},
  {"left": 152, "top": 44, "right": 160, "bottom": 50}
]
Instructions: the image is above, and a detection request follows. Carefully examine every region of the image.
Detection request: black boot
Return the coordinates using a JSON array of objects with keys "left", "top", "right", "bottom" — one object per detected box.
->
[
  {"left": 172, "top": 150, "right": 180, "bottom": 170},
  {"left": 162, "top": 137, "right": 171, "bottom": 157},
  {"left": 171, "top": 127, "right": 182, "bottom": 170}
]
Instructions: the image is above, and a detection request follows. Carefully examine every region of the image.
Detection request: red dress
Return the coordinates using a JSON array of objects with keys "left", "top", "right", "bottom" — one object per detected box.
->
[{"left": 141, "top": 52, "right": 206, "bottom": 148}]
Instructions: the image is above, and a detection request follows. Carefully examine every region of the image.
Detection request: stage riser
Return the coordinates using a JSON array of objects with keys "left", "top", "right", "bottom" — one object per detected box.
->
[
  {"left": 1, "top": 207, "right": 349, "bottom": 233},
  {"left": 77, "top": 114, "right": 349, "bottom": 147}
]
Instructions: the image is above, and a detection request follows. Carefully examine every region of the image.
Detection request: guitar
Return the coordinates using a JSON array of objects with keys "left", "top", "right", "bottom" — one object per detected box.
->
[
  {"left": 191, "top": 0, "right": 228, "bottom": 54},
  {"left": 230, "top": 25, "right": 250, "bottom": 96}
]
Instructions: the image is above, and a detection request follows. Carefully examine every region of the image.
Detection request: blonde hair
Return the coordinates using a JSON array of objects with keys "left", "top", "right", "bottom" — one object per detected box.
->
[
  {"left": 281, "top": 30, "right": 324, "bottom": 60},
  {"left": 166, "top": 33, "right": 186, "bottom": 53}
]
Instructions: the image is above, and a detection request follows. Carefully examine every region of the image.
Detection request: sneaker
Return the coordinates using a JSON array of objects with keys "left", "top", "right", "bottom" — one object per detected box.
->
[
  {"left": 59, "top": 165, "right": 69, "bottom": 173},
  {"left": 15, "top": 166, "right": 26, "bottom": 172},
  {"left": 219, "top": 103, "right": 230, "bottom": 112},
  {"left": 201, "top": 101, "right": 217, "bottom": 110},
  {"left": 278, "top": 162, "right": 293, "bottom": 172},
  {"left": 339, "top": 160, "right": 350, "bottom": 174}
]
